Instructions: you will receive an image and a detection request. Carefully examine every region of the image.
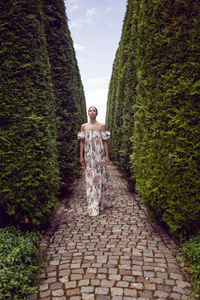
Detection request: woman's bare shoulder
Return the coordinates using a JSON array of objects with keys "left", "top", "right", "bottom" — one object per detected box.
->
[
  {"left": 98, "top": 123, "right": 106, "bottom": 131},
  {"left": 80, "top": 123, "right": 88, "bottom": 131}
]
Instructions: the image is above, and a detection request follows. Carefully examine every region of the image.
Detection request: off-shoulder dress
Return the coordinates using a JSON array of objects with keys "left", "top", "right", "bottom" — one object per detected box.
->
[{"left": 78, "top": 130, "right": 115, "bottom": 216}]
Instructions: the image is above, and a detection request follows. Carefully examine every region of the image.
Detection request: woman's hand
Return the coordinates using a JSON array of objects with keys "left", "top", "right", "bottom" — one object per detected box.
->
[
  {"left": 80, "top": 157, "right": 85, "bottom": 167},
  {"left": 105, "top": 156, "right": 110, "bottom": 166}
]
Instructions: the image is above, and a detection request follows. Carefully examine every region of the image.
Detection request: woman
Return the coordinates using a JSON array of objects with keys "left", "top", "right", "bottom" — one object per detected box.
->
[{"left": 78, "top": 106, "right": 115, "bottom": 216}]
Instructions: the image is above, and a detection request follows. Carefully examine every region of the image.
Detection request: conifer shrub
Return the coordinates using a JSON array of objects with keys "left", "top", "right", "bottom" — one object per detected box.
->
[
  {"left": 106, "top": 1, "right": 137, "bottom": 190},
  {"left": 130, "top": 0, "right": 200, "bottom": 238},
  {"left": 106, "top": 52, "right": 119, "bottom": 161},
  {"left": 0, "top": 0, "right": 60, "bottom": 227},
  {"left": 106, "top": 50, "right": 121, "bottom": 163},
  {"left": 107, "top": 0, "right": 200, "bottom": 238},
  {"left": 42, "top": 0, "right": 87, "bottom": 187}
]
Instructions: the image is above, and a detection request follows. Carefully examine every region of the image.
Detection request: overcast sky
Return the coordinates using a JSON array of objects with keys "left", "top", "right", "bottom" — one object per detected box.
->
[{"left": 64, "top": 0, "right": 127, "bottom": 123}]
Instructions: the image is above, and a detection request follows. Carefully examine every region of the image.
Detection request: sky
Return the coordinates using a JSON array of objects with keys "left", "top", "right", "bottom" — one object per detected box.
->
[{"left": 64, "top": 0, "right": 127, "bottom": 123}]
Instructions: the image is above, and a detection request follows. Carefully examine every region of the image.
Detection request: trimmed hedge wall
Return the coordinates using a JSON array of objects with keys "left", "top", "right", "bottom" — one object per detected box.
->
[
  {"left": 106, "top": 0, "right": 200, "bottom": 239},
  {"left": 0, "top": 0, "right": 86, "bottom": 228},
  {"left": 106, "top": 0, "right": 137, "bottom": 190},
  {"left": 42, "top": 0, "right": 87, "bottom": 185},
  {"left": 0, "top": 0, "right": 60, "bottom": 227}
]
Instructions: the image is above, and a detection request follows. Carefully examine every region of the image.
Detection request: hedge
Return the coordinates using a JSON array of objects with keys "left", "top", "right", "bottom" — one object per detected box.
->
[
  {"left": 42, "top": 0, "right": 87, "bottom": 186},
  {"left": 106, "top": 0, "right": 200, "bottom": 239},
  {"left": 106, "top": 0, "right": 138, "bottom": 190},
  {"left": 0, "top": 0, "right": 86, "bottom": 227},
  {"left": 0, "top": 0, "right": 60, "bottom": 227}
]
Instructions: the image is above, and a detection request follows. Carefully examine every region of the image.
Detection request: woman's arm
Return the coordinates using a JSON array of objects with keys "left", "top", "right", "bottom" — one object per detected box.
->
[
  {"left": 80, "top": 141, "right": 85, "bottom": 167},
  {"left": 101, "top": 124, "right": 110, "bottom": 166},
  {"left": 80, "top": 125, "right": 85, "bottom": 167},
  {"left": 103, "top": 140, "right": 110, "bottom": 166}
]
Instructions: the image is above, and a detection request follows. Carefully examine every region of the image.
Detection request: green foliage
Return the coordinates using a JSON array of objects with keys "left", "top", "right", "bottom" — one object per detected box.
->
[
  {"left": 0, "top": 0, "right": 60, "bottom": 227},
  {"left": 106, "top": 0, "right": 200, "bottom": 239},
  {"left": 182, "top": 234, "right": 200, "bottom": 298},
  {"left": 0, "top": 0, "right": 86, "bottom": 227},
  {"left": 0, "top": 226, "right": 43, "bottom": 300},
  {"left": 42, "top": 0, "right": 87, "bottom": 185},
  {"left": 106, "top": 0, "right": 137, "bottom": 190},
  {"left": 131, "top": 0, "right": 200, "bottom": 239}
]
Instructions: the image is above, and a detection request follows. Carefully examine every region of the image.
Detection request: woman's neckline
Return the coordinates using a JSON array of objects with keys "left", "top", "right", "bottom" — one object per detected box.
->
[{"left": 84, "top": 130, "right": 103, "bottom": 132}]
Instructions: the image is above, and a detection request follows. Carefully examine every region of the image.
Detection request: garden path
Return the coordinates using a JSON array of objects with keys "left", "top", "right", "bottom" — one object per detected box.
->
[{"left": 29, "top": 163, "right": 193, "bottom": 300}]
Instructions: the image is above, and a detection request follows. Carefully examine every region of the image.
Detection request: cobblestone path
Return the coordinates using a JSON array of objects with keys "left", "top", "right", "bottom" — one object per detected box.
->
[{"left": 29, "top": 164, "right": 192, "bottom": 300}]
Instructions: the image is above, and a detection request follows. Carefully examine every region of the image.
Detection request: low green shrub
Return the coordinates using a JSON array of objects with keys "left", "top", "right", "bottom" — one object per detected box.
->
[
  {"left": 0, "top": 226, "right": 43, "bottom": 300},
  {"left": 182, "top": 234, "right": 200, "bottom": 298}
]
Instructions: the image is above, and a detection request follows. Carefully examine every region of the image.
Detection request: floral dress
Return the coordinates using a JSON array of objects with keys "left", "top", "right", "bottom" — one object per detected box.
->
[{"left": 78, "top": 130, "right": 115, "bottom": 216}]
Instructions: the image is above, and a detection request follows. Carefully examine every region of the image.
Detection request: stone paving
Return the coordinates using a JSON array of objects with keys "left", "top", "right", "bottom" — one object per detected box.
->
[{"left": 29, "top": 164, "right": 193, "bottom": 300}]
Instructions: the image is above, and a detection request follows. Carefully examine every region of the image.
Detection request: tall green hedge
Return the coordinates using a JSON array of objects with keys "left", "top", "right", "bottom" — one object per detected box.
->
[
  {"left": 0, "top": 0, "right": 86, "bottom": 228},
  {"left": 42, "top": 0, "right": 87, "bottom": 185},
  {"left": 106, "top": 48, "right": 121, "bottom": 162},
  {"left": 106, "top": 0, "right": 137, "bottom": 190},
  {"left": 0, "top": 0, "right": 59, "bottom": 227},
  {"left": 106, "top": 0, "right": 200, "bottom": 239}
]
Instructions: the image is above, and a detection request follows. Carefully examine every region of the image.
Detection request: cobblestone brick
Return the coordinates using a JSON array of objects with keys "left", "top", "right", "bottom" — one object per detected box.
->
[
  {"left": 71, "top": 274, "right": 83, "bottom": 280},
  {"left": 170, "top": 273, "right": 184, "bottom": 280},
  {"left": 139, "top": 290, "right": 153, "bottom": 298},
  {"left": 169, "top": 293, "right": 181, "bottom": 299},
  {"left": 52, "top": 289, "right": 64, "bottom": 296},
  {"left": 66, "top": 288, "right": 80, "bottom": 296},
  {"left": 144, "top": 283, "right": 156, "bottom": 290},
  {"left": 96, "top": 296, "right": 110, "bottom": 300},
  {"left": 81, "top": 286, "right": 94, "bottom": 293},
  {"left": 82, "top": 295, "right": 95, "bottom": 300},
  {"left": 100, "top": 279, "right": 115, "bottom": 288},
  {"left": 50, "top": 282, "right": 63, "bottom": 290},
  {"left": 78, "top": 279, "right": 90, "bottom": 286},
  {"left": 39, "top": 290, "right": 50, "bottom": 298},
  {"left": 130, "top": 282, "right": 143, "bottom": 289},
  {"left": 65, "top": 281, "right": 76, "bottom": 289},
  {"left": 91, "top": 279, "right": 100, "bottom": 286},
  {"left": 154, "top": 290, "right": 170, "bottom": 298},
  {"left": 84, "top": 273, "right": 96, "bottom": 279},
  {"left": 27, "top": 294, "right": 38, "bottom": 300},
  {"left": 157, "top": 284, "right": 172, "bottom": 292},
  {"left": 39, "top": 283, "right": 48, "bottom": 291},
  {"left": 95, "top": 287, "right": 109, "bottom": 295},
  {"left": 124, "top": 288, "right": 137, "bottom": 296},
  {"left": 109, "top": 274, "right": 121, "bottom": 280},
  {"left": 111, "top": 287, "right": 123, "bottom": 296}
]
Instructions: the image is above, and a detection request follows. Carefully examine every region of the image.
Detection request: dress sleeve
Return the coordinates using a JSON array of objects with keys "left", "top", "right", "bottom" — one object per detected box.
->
[
  {"left": 77, "top": 131, "right": 85, "bottom": 140},
  {"left": 101, "top": 131, "right": 111, "bottom": 140}
]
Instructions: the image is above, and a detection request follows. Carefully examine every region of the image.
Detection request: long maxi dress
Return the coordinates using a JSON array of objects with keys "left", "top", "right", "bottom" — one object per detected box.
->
[{"left": 78, "top": 130, "right": 115, "bottom": 216}]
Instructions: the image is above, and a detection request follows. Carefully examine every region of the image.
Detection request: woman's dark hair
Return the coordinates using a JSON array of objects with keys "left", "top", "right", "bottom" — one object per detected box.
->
[{"left": 88, "top": 106, "right": 98, "bottom": 115}]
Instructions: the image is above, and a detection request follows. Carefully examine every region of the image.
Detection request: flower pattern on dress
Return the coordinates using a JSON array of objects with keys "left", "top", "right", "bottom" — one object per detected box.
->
[{"left": 78, "top": 130, "right": 115, "bottom": 216}]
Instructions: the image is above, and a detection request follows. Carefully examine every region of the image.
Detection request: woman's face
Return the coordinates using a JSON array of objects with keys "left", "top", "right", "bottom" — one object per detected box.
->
[{"left": 88, "top": 106, "right": 97, "bottom": 118}]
